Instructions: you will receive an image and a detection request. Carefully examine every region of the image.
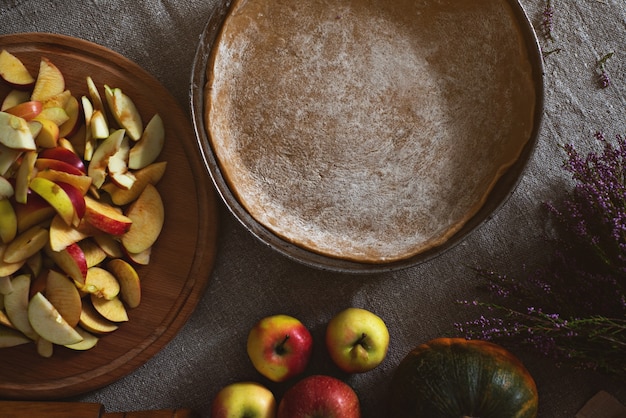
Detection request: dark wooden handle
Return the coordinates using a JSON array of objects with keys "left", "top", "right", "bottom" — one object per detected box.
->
[{"left": 0, "top": 401, "right": 198, "bottom": 418}]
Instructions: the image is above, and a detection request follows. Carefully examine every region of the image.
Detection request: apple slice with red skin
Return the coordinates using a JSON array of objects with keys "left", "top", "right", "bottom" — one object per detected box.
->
[
  {"left": 29, "top": 177, "right": 78, "bottom": 226},
  {"left": 56, "top": 181, "right": 86, "bottom": 225},
  {"left": 79, "top": 238, "right": 107, "bottom": 268},
  {"left": 277, "top": 375, "right": 361, "bottom": 418},
  {"left": 39, "top": 146, "right": 87, "bottom": 173},
  {"left": 44, "top": 241, "right": 88, "bottom": 285},
  {"left": 121, "top": 183, "right": 163, "bottom": 254},
  {"left": 49, "top": 215, "right": 95, "bottom": 252},
  {"left": 13, "top": 192, "right": 55, "bottom": 233},
  {"left": 84, "top": 195, "right": 132, "bottom": 236},
  {"left": 36, "top": 169, "right": 92, "bottom": 195},
  {"left": 1, "top": 90, "right": 30, "bottom": 111},
  {"left": 31, "top": 57, "right": 65, "bottom": 102},
  {"left": 4, "top": 101, "right": 43, "bottom": 121},
  {"left": 0, "top": 49, "right": 35, "bottom": 90},
  {"left": 35, "top": 158, "right": 84, "bottom": 177}
]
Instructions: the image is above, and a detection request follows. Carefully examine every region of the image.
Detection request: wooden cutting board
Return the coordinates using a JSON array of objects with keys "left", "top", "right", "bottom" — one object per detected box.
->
[{"left": 0, "top": 401, "right": 197, "bottom": 418}]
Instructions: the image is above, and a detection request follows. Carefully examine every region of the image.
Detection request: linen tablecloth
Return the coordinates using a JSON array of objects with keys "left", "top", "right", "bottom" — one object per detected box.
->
[{"left": 1, "top": 0, "right": 625, "bottom": 416}]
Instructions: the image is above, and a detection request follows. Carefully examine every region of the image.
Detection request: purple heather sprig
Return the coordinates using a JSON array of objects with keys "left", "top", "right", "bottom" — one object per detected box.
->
[
  {"left": 457, "top": 133, "right": 626, "bottom": 379},
  {"left": 542, "top": 0, "right": 556, "bottom": 41}
]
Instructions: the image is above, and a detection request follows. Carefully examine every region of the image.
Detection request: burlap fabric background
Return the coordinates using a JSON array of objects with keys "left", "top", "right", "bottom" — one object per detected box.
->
[{"left": 1, "top": 0, "right": 625, "bottom": 416}]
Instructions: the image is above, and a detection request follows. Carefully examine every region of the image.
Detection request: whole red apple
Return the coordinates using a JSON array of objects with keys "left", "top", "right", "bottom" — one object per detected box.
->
[
  {"left": 247, "top": 314, "right": 313, "bottom": 382},
  {"left": 277, "top": 375, "right": 361, "bottom": 418}
]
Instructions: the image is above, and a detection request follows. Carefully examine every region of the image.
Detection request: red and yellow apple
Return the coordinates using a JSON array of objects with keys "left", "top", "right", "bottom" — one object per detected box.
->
[
  {"left": 210, "top": 382, "right": 277, "bottom": 418},
  {"left": 277, "top": 375, "right": 361, "bottom": 418},
  {"left": 246, "top": 314, "right": 313, "bottom": 382}
]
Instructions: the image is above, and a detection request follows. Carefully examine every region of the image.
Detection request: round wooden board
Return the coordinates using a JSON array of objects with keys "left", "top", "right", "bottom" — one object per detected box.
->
[{"left": 0, "top": 33, "right": 219, "bottom": 399}]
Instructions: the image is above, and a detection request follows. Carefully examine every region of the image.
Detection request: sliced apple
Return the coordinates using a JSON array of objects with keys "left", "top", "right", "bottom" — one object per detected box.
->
[
  {"left": 44, "top": 242, "right": 88, "bottom": 285},
  {"left": 107, "top": 258, "right": 140, "bottom": 308},
  {"left": 65, "top": 326, "right": 98, "bottom": 350},
  {"left": 79, "top": 238, "right": 107, "bottom": 268},
  {"left": 56, "top": 181, "right": 86, "bottom": 226},
  {"left": 5, "top": 101, "right": 43, "bottom": 121},
  {"left": 79, "top": 300, "right": 118, "bottom": 334},
  {"left": 29, "top": 176, "right": 76, "bottom": 225},
  {"left": 59, "top": 95, "right": 81, "bottom": 138},
  {"left": 86, "top": 76, "right": 108, "bottom": 123},
  {"left": 0, "top": 244, "right": 26, "bottom": 276},
  {"left": 90, "top": 109, "right": 109, "bottom": 140},
  {"left": 3, "top": 224, "right": 48, "bottom": 264},
  {"left": 104, "top": 85, "right": 142, "bottom": 140},
  {"left": 35, "top": 157, "right": 85, "bottom": 176},
  {"left": 36, "top": 337, "right": 54, "bottom": 358},
  {"left": 34, "top": 118, "right": 60, "bottom": 148},
  {"left": 37, "top": 107, "right": 70, "bottom": 127},
  {"left": 39, "top": 146, "right": 86, "bottom": 173},
  {"left": 13, "top": 192, "right": 55, "bottom": 233},
  {"left": 0, "top": 308, "right": 12, "bottom": 327},
  {"left": 0, "top": 325, "right": 30, "bottom": 348},
  {"left": 84, "top": 195, "right": 132, "bottom": 235},
  {"left": 45, "top": 269, "right": 82, "bottom": 327},
  {"left": 0, "top": 111, "right": 36, "bottom": 151},
  {"left": 49, "top": 215, "right": 95, "bottom": 252},
  {"left": 102, "top": 161, "right": 167, "bottom": 205},
  {"left": 82, "top": 266, "right": 120, "bottom": 300},
  {"left": 127, "top": 246, "right": 151, "bottom": 265},
  {"left": 81, "top": 95, "right": 96, "bottom": 161},
  {"left": 91, "top": 294, "right": 128, "bottom": 322},
  {"left": 42, "top": 89, "right": 71, "bottom": 110},
  {"left": 108, "top": 135, "right": 136, "bottom": 190},
  {"left": 88, "top": 129, "right": 125, "bottom": 188},
  {"left": 25, "top": 250, "right": 43, "bottom": 279},
  {"left": 4, "top": 274, "right": 37, "bottom": 340},
  {"left": 36, "top": 169, "right": 92, "bottom": 195},
  {"left": 31, "top": 58, "right": 65, "bottom": 102},
  {"left": 0, "top": 275, "right": 12, "bottom": 295},
  {"left": 0, "top": 49, "right": 35, "bottom": 90},
  {"left": 128, "top": 113, "right": 164, "bottom": 170},
  {"left": 121, "top": 184, "right": 164, "bottom": 254},
  {"left": 28, "top": 292, "right": 82, "bottom": 345},
  {"left": 14, "top": 149, "right": 37, "bottom": 204},
  {"left": 0, "top": 198, "right": 17, "bottom": 247},
  {"left": 1, "top": 89, "right": 30, "bottom": 111},
  {"left": 93, "top": 233, "right": 124, "bottom": 258},
  {"left": 0, "top": 143, "right": 22, "bottom": 176}
]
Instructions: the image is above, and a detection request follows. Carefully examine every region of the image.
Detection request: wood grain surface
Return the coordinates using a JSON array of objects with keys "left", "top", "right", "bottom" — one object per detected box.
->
[{"left": 0, "top": 33, "right": 219, "bottom": 400}]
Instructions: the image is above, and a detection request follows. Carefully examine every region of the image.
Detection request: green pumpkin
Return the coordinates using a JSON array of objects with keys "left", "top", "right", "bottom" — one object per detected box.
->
[{"left": 389, "top": 338, "right": 538, "bottom": 418}]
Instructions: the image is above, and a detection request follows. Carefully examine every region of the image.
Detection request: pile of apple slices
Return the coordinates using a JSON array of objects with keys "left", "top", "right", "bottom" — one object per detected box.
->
[{"left": 0, "top": 50, "right": 167, "bottom": 357}]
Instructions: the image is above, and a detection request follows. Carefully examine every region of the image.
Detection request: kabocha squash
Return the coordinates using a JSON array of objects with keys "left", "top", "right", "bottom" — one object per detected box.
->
[{"left": 389, "top": 338, "right": 538, "bottom": 418}]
